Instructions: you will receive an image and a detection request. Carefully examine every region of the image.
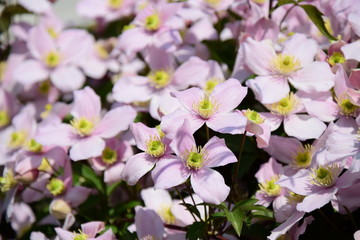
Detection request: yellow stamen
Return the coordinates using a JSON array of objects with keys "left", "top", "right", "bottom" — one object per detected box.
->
[
  {"left": 293, "top": 144, "right": 313, "bottom": 168},
  {"left": 47, "top": 27, "right": 58, "bottom": 39},
  {"left": 184, "top": 146, "right": 208, "bottom": 170},
  {"left": 46, "top": 178, "right": 65, "bottom": 196},
  {"left": 266, "top": 93, "right": 300, "bottom": 116},
  {"left": 70, "top": 118, "right": 95, "bottom": 136},
  {"left": 102, "top": 147, "right": 118, "bottom": 165},
  {"left": 309, "top": 164, "right": 341, "bottom": 187},
  {"left": 146, "top": 136, "right": 165, "bottom": 158},
  {"left": 195, "top": 96, "right": 218, "bottom": 119},
  {"left": 95, "top": 43, "right": 109, "bottom": 60},
  {"left": 8, "top": 131, "right": 27, "bottom": 148},
  {"left": 26, "top": 139, "right": 43, "bottom": 153},
  {"left": 328, "top": 52, "right": 345, "bottom": 66},
  {"left": 73, "top": 230, "right": 89, "bottom": 240},
  {"left": 44, "top": 51, "right": 61, "bottom": 68},
  {"left": 0, "top": 170, "right": 16, "bottom": 192},
  {"left": 337, "top": 97, "right": 359, "bottom": 116},
  {"left": 204, "top": 78, "right": 221, "bottom": 93},
  {"left": 107, "top": 0, "right": 123, "bottom": 9},
  {"left": 244, "top": 109, "right": 264, "bottom": 124},
  {"left": 272, "top": 54, "right": 301, "bottom": 75},
  {"left": 145, "top": 13, "right": 161, "bottom": 31},
  {"left": 148, "top": 70, "right": 171, "bottom": 89},
  {"left": 0, "top": 110, "right": 10, "bottom": 127},
  {"left": 159, "top": 206, "right": 176, "bottom": 224},
  {"left": 259, "top": 176, "right": 281, "bottom": 197}
]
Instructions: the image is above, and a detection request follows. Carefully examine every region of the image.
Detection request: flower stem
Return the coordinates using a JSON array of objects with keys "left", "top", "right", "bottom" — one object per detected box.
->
[
  {"left": 175, "top": 186, "right": 198, "bottom": 222},
  {"left": 344, "top": 206, "right": 358, "bottom": 230},
  {"left": 205, "top": 125, "right": 210, "bottom": 141},
  {"left": 231, "top": 131, "right": 247, "bottom": 191}
]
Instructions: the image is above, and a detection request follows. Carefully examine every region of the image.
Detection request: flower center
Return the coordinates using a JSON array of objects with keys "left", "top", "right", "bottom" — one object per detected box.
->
[
  {"left": 145, "top": 13, "right": 161, "bottom": 31},
  {"left": 328, "top": 52, "right": 345, "bottom": 66},
  {"left": 259, "top": 176, "right": 281, "bottom": 197},
  {"left": 205, "top": 0, "right": 222, "bottom": 7},
  {"left": 71, "top": 118, "right": 95, "bottom": 136},
  {"left": 309, "top": 164, "right": 341, "bottom": 187},
  {"left": 266, "top": 93, "right": 299, "bottom": 116},
  {"left": 337, "top": 98, "right": 358, "bottom": 116},
  {"left": 102, "top": 147, "right": 118, "bottom": 165},
  {"left": 46, "top": 178, "right": 65, "bottom": 196},
  {"left": 159, "top": 206, "right": 176, "bottom": 224},
  {"left": 293, "top": 144, "right": 313, "bottom": 168},
  {"left": 0, "top": 170, "right": 16, "bottom": 192},
  {"left": 0, "top": 61, "right": 6, "bottom": 81},
  {"left": 40, "top": 104, "right": 53, "bottom": 119},
  {"left": 38, "top": 158, "right": 53, "bottom": 173},
  {"left": 39, "top": 80, "right": 51, "bottom": 93},
  {"left": 272, "top": 54, "right": 301, "bottom": 75},
  {"left": 286, "top": 191, "right": 305, "bottom": 204},
  {"left": 107, "top": 0, "right": 123, "bottom": 9},
  {"left": 0, "top": 110, "right": 10, "bottom": 127},
  {"left": 73, "top": 230, "right": 89, "bottom": 240},
  {"left": 44, "top": 51, "right": 61, "bottom": 68},
  {"left": 95, "top": 43, "right": 109, "bottom": 60},
  {"left": 148, "top": 70, "right": 170, "bottom": 89},
  {"left": 47, "top": 27, "right": 58, "bottom": 39},
  {"left": 204, "top": 78, "right": 220, "bottom": 93},
  {"left": 185, "top": 147, "right": 207, "bottom": 170},
  {"left": 146, "top": 137, "right": 165, "bottom": 158},
  {"left": 244, "top": 109, "right": 264, "bottom": 124},
  {"left": 8, "top": 131, "right": 27, "bottom": 148},
  {"left": 195, "top": 96, "right": 218, "bottom": 119},
  {"left": 26, "top": 139, "right": 43, "bottom": 153}
]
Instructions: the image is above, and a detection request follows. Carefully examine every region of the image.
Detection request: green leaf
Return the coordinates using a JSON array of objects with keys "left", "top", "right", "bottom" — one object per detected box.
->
[
  {"left": 209, "top": 211, "right": 226, "bottom": 220},
  {"left": 274, "top": 0, "right": 296, "bottom": 8},
  {"left": 225, "top": 208, "right": 245, "bottom": 237},
  {"left": 186, "top": 222, "right": 208, "bottom": 240},
  {"left": 80, "top": 164, "right": 104, "bottom": 193},
  {"left": 236, "top": 204, "right": 271, "bottom": 212},
  {"left": 179, "top": 203, "right": 202, "bottom": 219},
  {"left": 0, "top": 4, "right": 30, "bottom": 33},
  {"left": 234, "top": 198, "right": 258, "bottom": 208},
  {"left": 251, "top": 210, "right": 274, "bottom": 220},
  {"left": 106, "top": 181, "right": 122, "bottom": 196},
  {"left": 299, "top": 4, "right": 337, "bottom": 41}
]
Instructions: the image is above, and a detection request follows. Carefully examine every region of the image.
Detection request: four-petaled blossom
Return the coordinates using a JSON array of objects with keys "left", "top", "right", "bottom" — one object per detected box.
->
[
  {"left": 36, "top": 87, "right": 136, "bottom": 161},
  {"left": 152, "top": 119, "right": 237, "bottom": 204},
  {"left": 161, "top": 78, "right": 248, "bottom": 136}
]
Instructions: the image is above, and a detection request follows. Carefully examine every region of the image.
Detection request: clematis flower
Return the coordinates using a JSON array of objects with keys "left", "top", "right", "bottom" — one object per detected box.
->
[
  {"left": 134, "top": 207, "right": 165, "bottom": 240},
  {"left": 121, "top": 122, "right": 175, "bottom": 185},
  {"left": 14, "top": 26, "right": 92, "bottom": 92},
  {"left": 152, "top": 119, "right": 237, "bottom": 204},
  {"left": 77, "top": 0, "right": 133, "bottom": 22},
  {"left": 243, "top": 33, "right": 335, "bottom": 104},
  {"left": 161, "top": 78, "right": 248, "bottom": 136},
  {"left": 277, "top": 162, "right": 360, "bottom": 213},
  {"left": 55, "top": 221, "right": 116, "bottom": 240},
  {"left": 118, "top": 2, "right": 183, "bottom": 55},
  {"left": 89, "top": 138, "right": 133, "bottom": 183},
  {"left": 261, "top": 92, "right": 327, "bottom": 140},
  {"left": 36, "top": 87, "right": 136, "bottom": 161}
]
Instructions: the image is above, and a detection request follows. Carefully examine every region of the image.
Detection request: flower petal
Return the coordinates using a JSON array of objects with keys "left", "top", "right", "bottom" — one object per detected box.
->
[
  {"left": 211, "top": 78, "right": 247, "bottom": 113},
  {"left": 206, "top": 112, "right": 247, "bottom": 135},
  {"left": 191, "top": 168, "right": 230, "bottom": 204},
  {"left": 203, "top": 136, "right": 237, "bottom": 168},
  {"left": 284, "top": 114, "right": 326, "bottom": 140},
  {"left": 152, "top": 156, "right": 190, "bottom": 189},
  {"left": 121, "top": 153, "right": 156, "bottom": 186},
  {"left": 69, "top": 136, "right": 105, "bottom": 161}
]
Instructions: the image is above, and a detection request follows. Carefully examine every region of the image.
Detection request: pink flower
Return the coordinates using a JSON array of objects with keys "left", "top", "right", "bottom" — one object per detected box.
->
[
  {"left": 243, "top": 34, "right": 335, "bottom": 104},
  {"left": 161, "top": 78, "right": 248, "bottom": 136},
  {"left": 55, "top": 221, "right": 115, "bottom": 240},
  {"left": 14, "top": 26, "right": 92, "bottom": 92},
  {"left": 118, "top": 2, "right": 183, "bottom": 55},
  {"left": 261, "top": 92, "right": 326, "bottom": 140},
  {"left": 121, "top": 122, "right": 175, "bottom": 185},
  {"left": 36, "top": 87, "right": 136, "bottom": 161},
  {"left": 89, "top": 138, "right": 133, "bottom": 183},
  {"left": 152, "top": 119, "right": 237, "bottom": 204},
  {"left": 134, "top": 207, "right": 165, "bottom": 240}
]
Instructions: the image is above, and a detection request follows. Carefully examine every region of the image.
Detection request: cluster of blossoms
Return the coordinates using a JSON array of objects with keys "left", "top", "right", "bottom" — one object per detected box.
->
[{"left": 1, "top": 0, "right": 360, "bottom": 239}]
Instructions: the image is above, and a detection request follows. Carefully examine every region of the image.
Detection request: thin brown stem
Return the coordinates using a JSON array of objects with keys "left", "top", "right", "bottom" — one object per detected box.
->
[{"left": 175, "top": 186, "right": 198, "bottom": 222}]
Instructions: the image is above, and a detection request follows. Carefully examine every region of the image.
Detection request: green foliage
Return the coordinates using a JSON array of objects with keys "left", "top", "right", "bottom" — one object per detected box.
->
[
  {"left": 186, "top": 222, "right": 208, "bottom": 240},
  {"left": 299, "top": 4, "right": 337, "bottom": 40}
]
